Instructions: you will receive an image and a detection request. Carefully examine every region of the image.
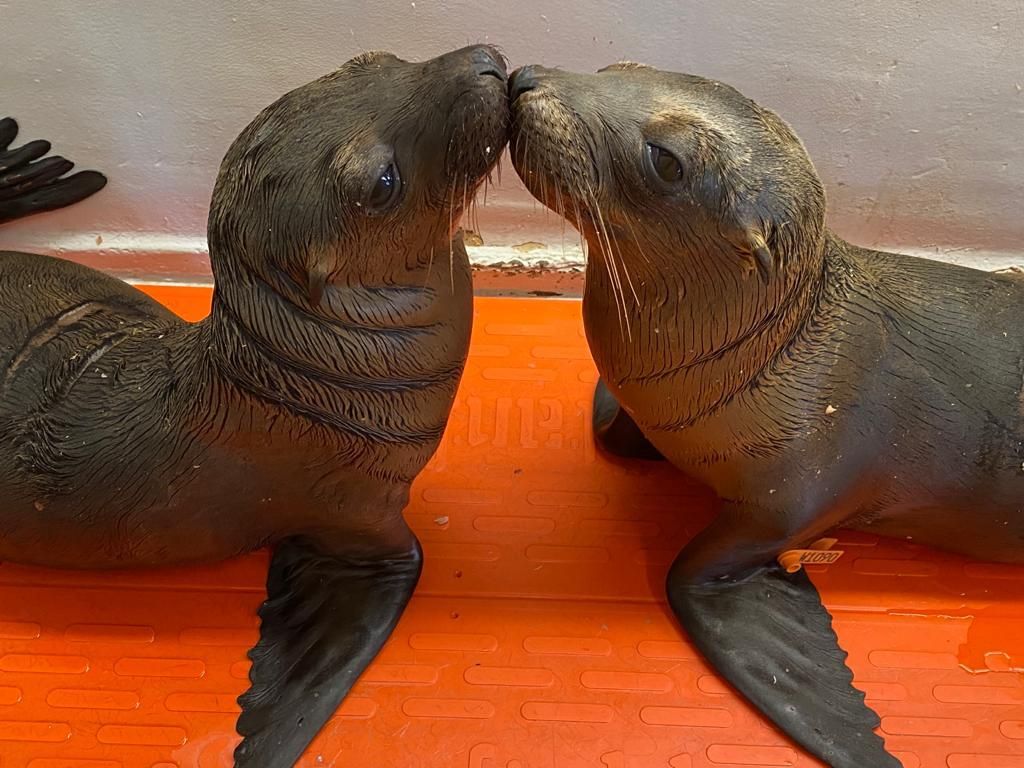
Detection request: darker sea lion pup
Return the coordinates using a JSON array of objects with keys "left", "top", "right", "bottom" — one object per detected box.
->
[
  {"left": 0, "top": 45, "right": 509, "bottom": 767},
  {"left": 0, "top": 116, "right": 107, "bottom": 223},
  {"left": 508, "top": 62, "right": 1024, "bottom": 768}
]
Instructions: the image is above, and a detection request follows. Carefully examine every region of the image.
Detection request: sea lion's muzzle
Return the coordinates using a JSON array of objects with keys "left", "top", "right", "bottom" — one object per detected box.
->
[
  {"left": 430, "top": 44, "right": 508, "bottom": 85},
  {"left": 507, "top": 66, "right": 603, "bottom": 231},
  {"left": 508, "top": 64, "right": 571, "bottom": 104},
  {"left": 470, "top": 46, "right": 507, "bottom": 83},
  {"left": 509, "top": 66, "right": 538, "bottom": 101}
]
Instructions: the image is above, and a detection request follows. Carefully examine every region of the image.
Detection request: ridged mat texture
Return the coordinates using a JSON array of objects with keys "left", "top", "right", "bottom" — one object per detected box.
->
[{"left": 0, "top": 287, "right": 1022, "bottom": 768}]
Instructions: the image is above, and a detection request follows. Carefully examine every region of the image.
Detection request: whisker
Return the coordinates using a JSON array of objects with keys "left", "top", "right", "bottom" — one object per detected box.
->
[
  {"left": 456, "top": 173, "right": 470, "bottom": 292},
  {"left": 586, "top": 183, "right": 630, "bottom": 341},
  {"left": 442, "top": 144, "right": 457, "bottom": 290},
  {"left": 584, "top": 190, "right": 625, "bottom": 339},
  {"left": 623, "top": 213, "right": 653, "bottom": 267},
  {"left": 606, "top": 214, "right": 640, "bottom": 308},
  {"left": 425, "top": 245, "right": 436, "bottom": 288}
]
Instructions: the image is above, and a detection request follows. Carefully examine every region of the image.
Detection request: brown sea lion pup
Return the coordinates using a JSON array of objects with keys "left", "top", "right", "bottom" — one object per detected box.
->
[
  {"left": 0, "top": 45, "right": 508, "bottom": 767},
  {"left": 0, "top": 116, "right": 107, "bottom": 223},
  {"left": 508, "top": 62, "right": 1024, "bottom": 768}
]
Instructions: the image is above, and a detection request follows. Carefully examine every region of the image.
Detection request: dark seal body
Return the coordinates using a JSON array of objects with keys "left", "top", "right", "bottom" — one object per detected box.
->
[
  {"left": 585, "top": 240, "right": 1024, "bottom": 567},
  {"left": 0, "top": 253, "right": 461, "bottom": 566},
  {"left": 508, "top": 62, "right": 1023, "bottom": 768},
  {"left": 1, "top": 45, "right": 509, "bottom": 768}
]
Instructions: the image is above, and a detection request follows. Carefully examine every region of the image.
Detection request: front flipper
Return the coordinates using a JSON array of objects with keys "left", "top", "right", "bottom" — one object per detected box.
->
[
  {"left": 235, "top": 535, "right": 423, "bottom": 767},
  {"left": 0, "top": 117, "right": 107, "bottom": 224},
  {"left": 592, "top": 378, "right": 666, "bottom": 461},
  {"left": 668, "top": 558, "right": 901, "bottom": 768}
]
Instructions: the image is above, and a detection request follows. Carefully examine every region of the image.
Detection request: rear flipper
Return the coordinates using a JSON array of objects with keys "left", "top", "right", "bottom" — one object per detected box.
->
[
  {"left": 593, "top": 378, "right": 665, "bottom": 461},
  {"left": 668, "top": 554, "right": 901, "bottom": 768},
  {"left": 0, "top": 117, "right": 107, "bottom": 224},
  {"left": 234, "top": 535, "right": 423, "bottom": 767}
]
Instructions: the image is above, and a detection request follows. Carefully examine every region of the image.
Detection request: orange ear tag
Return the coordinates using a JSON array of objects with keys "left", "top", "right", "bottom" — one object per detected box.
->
[{"left": 778, "top": 537, "right": 845, "bottom": 573}]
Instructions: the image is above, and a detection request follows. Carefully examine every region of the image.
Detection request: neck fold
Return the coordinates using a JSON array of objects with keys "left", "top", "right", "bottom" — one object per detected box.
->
[
  {"left": 583, "top": 233, "right": 828, "bottom": 431},
  {"left": 203, "top": 239, "right": 474, "bottom": 451}
]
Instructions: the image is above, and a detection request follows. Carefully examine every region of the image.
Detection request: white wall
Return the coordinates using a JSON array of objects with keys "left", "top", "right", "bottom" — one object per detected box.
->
[{"left": 2, "top": 0, "right": 1022, "bottom": 277}]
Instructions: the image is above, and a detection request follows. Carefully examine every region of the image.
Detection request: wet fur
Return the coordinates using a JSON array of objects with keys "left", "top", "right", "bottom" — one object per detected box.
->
[
  {"left": 510, "top": 63, "right": 1022, "bottom": 768},
  {"left": 1, "top": 46, "right": 508, "bottom": 767}
]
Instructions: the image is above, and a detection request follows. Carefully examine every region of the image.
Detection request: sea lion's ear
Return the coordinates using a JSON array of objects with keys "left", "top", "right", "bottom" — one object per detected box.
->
[
  {"left": 598, "top": 61, "right": 653, "bottom": 73},
  {"left": 746, "top": 228, "right": 775, "bottom": 284},
  {"left": 725, "top": 222, "right": 776, "bottom": 284},
  {"left": 307, "top": 260, "right": 329, "bottom": 307}
]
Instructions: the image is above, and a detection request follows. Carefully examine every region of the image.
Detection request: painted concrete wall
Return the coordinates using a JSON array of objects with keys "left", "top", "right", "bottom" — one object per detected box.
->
[{"left": 1, "top": 0, "right": 1022, "bottom": 277}]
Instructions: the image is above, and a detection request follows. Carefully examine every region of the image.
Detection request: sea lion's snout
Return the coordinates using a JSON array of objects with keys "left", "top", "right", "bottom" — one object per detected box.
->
[
  {"left": 431, "top": 44, "right": 507, "bottom": 87},
  {"left": 470, "top": 45, "right": 507, "bottom": 83},
  {"left": 508, "top": 67, "right": 602, "bottom": 229},
  {"left": 509, "top": 66, "right": 538, "bottom": 101},
  {"left": 508, "top": 64, "right": 566, "bottom": 104}
]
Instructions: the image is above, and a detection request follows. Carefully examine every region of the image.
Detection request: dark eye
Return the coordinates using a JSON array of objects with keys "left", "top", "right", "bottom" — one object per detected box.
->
[
  {"left": 367, "top": 163, "right": 401, "bottom": 211},
  {"left": 647, "top": 143, "right": 683, "bottom": 183}
]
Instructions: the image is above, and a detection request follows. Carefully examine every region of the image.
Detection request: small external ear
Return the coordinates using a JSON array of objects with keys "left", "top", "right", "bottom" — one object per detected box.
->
[
  {"left": 307, "top": 260, "right": 328, "bottom": 307},
  {"left": 747, "top": 228, "right": 775, "bottom": 285},
  {"left": 725, "top": 221, "right": 776, "bottom": 285},
  {"left": 597, "top": 61, "right": 653, "bottom": 73}
]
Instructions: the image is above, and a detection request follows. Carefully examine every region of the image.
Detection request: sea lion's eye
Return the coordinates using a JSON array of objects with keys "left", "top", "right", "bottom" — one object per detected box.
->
[
  {"left": 647, "top": 143, "right": 683, "bottom": 184},
  {"left": 366, "top": 163, "right": 402, "bottom": 212}
]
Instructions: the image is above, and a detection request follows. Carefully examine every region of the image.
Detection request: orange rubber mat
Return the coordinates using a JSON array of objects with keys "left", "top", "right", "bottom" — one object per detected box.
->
[{"left": 1, "top": 287, "right": 1022, "bottom": 768}]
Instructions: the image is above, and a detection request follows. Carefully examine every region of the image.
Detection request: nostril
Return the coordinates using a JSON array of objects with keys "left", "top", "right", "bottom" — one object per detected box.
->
[
  {"left": 472, "top": 46, "right": 507, "bottom": 82},
  {"left": 509, "top": 66, "right": 538, "bottom": 101}
]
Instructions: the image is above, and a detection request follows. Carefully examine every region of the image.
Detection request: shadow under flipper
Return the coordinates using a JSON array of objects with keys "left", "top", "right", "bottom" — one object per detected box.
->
[
  {"left": 0, "top": 116, "right": 107, "bottom": 225},
  {"left": 235, "top": 536, "right": 422, "bottom": 768},
  {"left": 593, "top": 378, "right": 666, "bottom": 462}
]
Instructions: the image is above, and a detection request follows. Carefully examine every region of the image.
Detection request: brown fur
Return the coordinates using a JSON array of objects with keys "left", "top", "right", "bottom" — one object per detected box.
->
[
  {"left": 1, "top": 46, "right": 509, "bottom": 767},
  {"left": 509, "top": 63, "right": 1023, "bottom": 768}
]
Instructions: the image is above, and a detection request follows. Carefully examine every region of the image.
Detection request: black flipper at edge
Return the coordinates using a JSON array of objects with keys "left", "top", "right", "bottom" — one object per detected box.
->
[
  {"left": 0, "top": 116, "right": 107, "bottom": 225},
  {"left": 234, "top": 536, "right": 423, "bottom": 768},
  {"left": 593, "top": 378, "right": 666, "bottom": 461},
  {"left": 0, "top": 117, "right": 17, "bottom": 149},
  {"left": 668, "top": 563, "right": 902, "bottom": 768}
]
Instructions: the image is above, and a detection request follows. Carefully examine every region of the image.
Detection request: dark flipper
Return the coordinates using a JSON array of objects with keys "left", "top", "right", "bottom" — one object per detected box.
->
[
  {"left": 0, "top": 117, "right": 107, "bottom": 224},
  {"left": 0, "top": 156, "right": 75, "bottom": 194},
  {"left": 593, "top": 378, "right": 666, "bottom": 461},
  {"left": 0, "top": 117, "right": 17, "bottom": 148},
  {"left": 668, "top": 561, "right": 901, "bottom": 768},
  {"left": 235, "top": 536, "right": 423, "bottom": 767}
]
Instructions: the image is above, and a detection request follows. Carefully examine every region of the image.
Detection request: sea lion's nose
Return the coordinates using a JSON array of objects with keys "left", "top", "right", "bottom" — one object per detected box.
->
[
  {"left": 471, "top": 46, "right": 507, "bottom": 82},
  {"left": 509, "top": 66, "right": 538, "bottom": 101}
]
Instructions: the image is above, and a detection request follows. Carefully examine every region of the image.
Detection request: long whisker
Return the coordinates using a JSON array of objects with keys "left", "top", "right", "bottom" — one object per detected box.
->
[
  {"left": 606, "top": 212, "right": 640, "bottom": 308},
  {"left": 426, "top": 244, "right": 436, "bottom": 289},
  {"left": 440, "top": 126, "right": 459, "bottom": 290},
  {"left": 570, "top": 195, "right": 587, "bottom": 267},
  {"left": 585, "top": 182, "right": 630, "bottom": 341},
  {"left": 584, "top": 188, "right": 626, "bottom": 339},
  {"left": 623, "top": 212, "right": 653, "bottom": 266},
  {"left": 456, "top": 173, "right": 469, "bottom": 292}
]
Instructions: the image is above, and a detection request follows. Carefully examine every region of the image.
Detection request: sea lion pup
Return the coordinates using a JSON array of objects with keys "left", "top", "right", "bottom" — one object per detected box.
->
[
  {"left": 0, "top": 116, "right": 107, "bottom": 223},
  {"left": 508, "top": 62, "right": 1023, "bottom": 768},
  {"left": 0, "top": 45, "right": 508, "bottom": 767}
]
